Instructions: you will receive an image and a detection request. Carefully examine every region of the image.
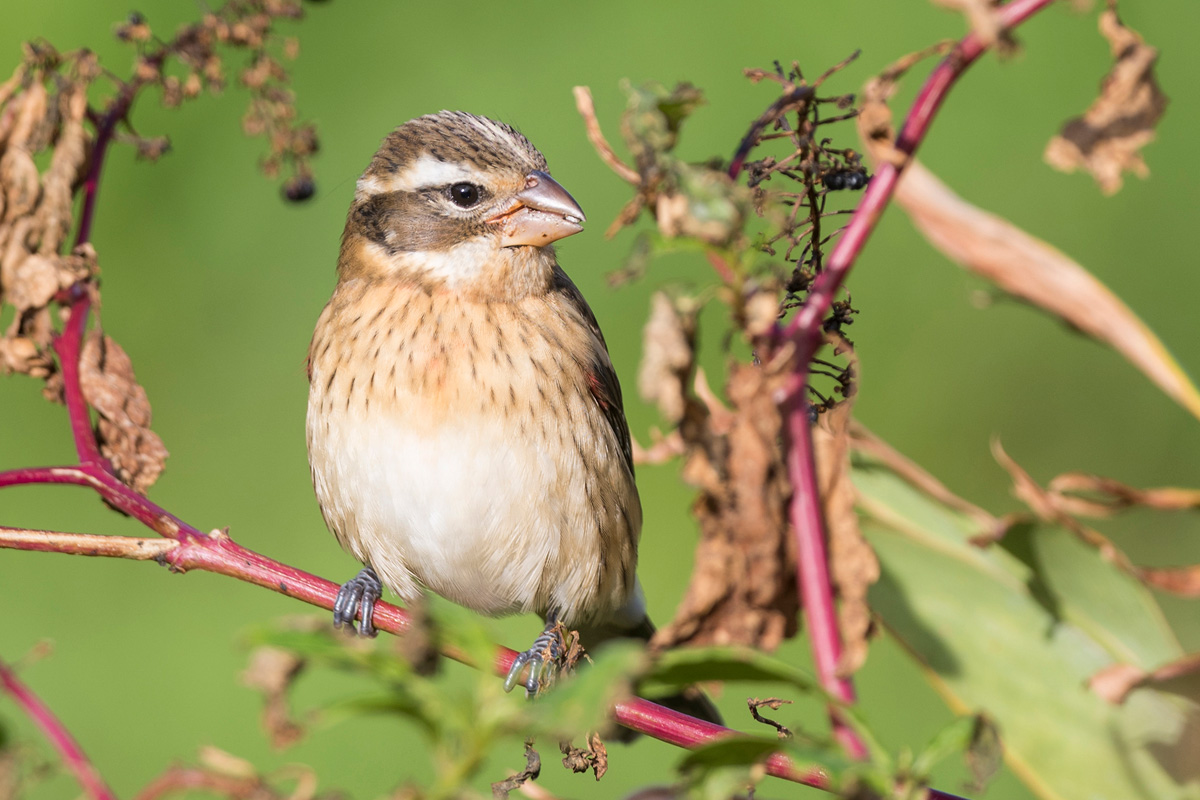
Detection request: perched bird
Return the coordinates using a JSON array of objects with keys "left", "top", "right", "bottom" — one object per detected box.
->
[{"left": 306, "top": 111, "right": 718, "bottom": 722}]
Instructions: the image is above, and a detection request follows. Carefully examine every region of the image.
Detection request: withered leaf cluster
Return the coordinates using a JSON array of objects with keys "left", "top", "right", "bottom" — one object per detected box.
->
[
  {"left": 2, "top": 2, "right": 326, "bottom": 497},
  {"left": 0, "top": 50, "right": 96, "bottom": 390},
  {"left": 639, "top": 293, "right": 798, "bottom": 652},
  {"left": 602, "top": 61, "right": 878, "bottom": 660},
  {"left": 559, "top": 733, "right": 608, "bottom": 782},
  {"left": 78, "top": 330, "right": 169, "bottom": 495},
  {"left": 0, "top": 44, "right": 171, "bottom": 493}
]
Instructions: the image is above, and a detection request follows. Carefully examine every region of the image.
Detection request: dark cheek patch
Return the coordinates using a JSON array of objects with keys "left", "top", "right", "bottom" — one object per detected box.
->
[{"left": 350, "top": 191, "right": 489, "bottom": 253}]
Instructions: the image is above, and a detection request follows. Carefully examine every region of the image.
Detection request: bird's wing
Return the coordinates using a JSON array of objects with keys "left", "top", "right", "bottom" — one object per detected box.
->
[{"left": 550, "top": 265, "right": 635, "bottom": 477}]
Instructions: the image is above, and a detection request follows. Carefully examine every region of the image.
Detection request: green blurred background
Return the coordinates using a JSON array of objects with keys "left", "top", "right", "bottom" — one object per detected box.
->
[{"left": 3, "top": 1, "right": 1199, "bottom": 797}]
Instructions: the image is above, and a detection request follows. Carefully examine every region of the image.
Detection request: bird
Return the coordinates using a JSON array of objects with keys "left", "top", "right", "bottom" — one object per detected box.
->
[{"left": 306, "top": 111, "right": 719, "bottom": 723}]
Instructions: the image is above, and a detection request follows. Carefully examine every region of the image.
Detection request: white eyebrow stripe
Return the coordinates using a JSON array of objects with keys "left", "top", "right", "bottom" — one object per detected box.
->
[{"left": 357, "top": 155, "right": 480, "bottom": 199}]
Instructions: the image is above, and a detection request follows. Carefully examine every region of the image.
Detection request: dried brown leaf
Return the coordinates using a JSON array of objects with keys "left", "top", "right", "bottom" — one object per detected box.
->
[
  {"left": 631, "top": 428, "right": 685, "bottom": 466},
  {"left": 242, "top": 646, "right": 306, "bottom": 749},
  {"left": 654, "top": 360, "right": 798, "bottom": 651},
  {"left": 1044, "top": 6, "right": 1166, "bottom": 194},
  {"left": 1046, "top": 472, "right": 1200, "bottom": 517},
  {"left": 559, "top": 734, "right": 606, "bottom": 782},
  {"left": 34, "top": 84, "right": 89, "bottom": 254},
  {"left": 1089, "top": 652, "right": 1200, "bottom": 705},
  {"left": 811, "top": 337, "right": 878, "bottom": 676},
  {"left": 6, "top": 248, "right": 92, "bottom": 315},
  {"left": 0, "top": 217, "right": 34, "bottom": 293},
  {"left": 0, "top": 147, "right": 39, "bottom": 223},
  {"left": 637, "top": 292, "right": 696, "bottom": 424},
  {"left": 198, "top": 746, "right": 258, "bottom": 780},
  {"left": 5, "top": 80, "right": 46, "bottom": 153},
  {"left": 0, "top": 335, "right": 52, "bottom": 377},
  {"left": 748, "top": 697, "right": 793, "bottom": 739},
  {"left": 492, "top": 740, "right": 541, "bottom": 799},
  {"left": 873, "top": 155, "right": 1200, "bottom": 421},
  {"left": 1134, "top": 565, "right": 1200, "bottom": 598},
  {"left": 79, "top": 329, "right": 169, "bottom": 493}
]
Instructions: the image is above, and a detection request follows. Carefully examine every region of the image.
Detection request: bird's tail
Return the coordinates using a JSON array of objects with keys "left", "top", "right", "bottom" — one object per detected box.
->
[{"left": 577, "top": 589, "right": 723, "bottom": 731}]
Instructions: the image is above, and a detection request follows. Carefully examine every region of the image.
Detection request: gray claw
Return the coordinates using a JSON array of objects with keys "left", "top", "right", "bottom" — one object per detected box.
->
[
  {"left": 504, "top": 623, "right": 564, "bottom": 697},
  {"left": 333, "top": 567, "right": 382, "bottom": 637}
]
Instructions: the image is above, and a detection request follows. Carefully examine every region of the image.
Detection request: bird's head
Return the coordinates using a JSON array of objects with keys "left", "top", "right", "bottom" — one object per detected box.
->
[{"left": 338, "top": 111, "right": 585, "bottom": 298}]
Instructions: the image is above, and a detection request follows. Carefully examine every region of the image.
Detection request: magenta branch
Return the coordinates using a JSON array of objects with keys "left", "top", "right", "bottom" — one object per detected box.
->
[{"left": 0, "top": 657, "right": 118, "bottom": 800}]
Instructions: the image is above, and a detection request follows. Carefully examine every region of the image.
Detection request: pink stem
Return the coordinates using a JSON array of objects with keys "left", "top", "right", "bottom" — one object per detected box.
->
[
  {"left": 53, "top": 290, "right": 107, "bottom": 467},
  {"left": 731, "top": 0, "right": 1056, "bottom": 760},
  {"left": 74, "top": 77, "right": 138, "bottom": 250},
  {"left": 0, "top": 658, "right": 118, "bottom": 800},
  {"left": 782, "top": 391, "right": 866, "bottom": 758}
]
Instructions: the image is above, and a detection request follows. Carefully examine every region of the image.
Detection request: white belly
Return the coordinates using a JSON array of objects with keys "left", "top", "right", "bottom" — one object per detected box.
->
[{"left": 310, "top": 405, "right": 583, "bottom": 617}]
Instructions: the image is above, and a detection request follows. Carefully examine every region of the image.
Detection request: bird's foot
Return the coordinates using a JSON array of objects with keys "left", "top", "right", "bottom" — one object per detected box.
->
[
  {"left": 333, "top": 567, "right": 382, "bottom": 637},
  {"left": 504, "top": 619, "right": 568, "bottom": 697}
]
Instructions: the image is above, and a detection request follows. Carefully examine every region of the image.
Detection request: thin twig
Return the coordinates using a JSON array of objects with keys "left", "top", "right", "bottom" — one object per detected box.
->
[
  {"left": 573, "top": 86, "right": 639, "bottom": 184},
  {"left": 0, "top": 658, "right": 118, "bottom": 800},
  {"left": 0, "top": 526, "right": 178, "bottom": 559}
]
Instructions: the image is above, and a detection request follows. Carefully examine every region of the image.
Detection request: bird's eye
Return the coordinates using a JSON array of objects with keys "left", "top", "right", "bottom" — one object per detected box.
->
[{"left": 448, "top": 183, "right": 481, "bottom": 208}]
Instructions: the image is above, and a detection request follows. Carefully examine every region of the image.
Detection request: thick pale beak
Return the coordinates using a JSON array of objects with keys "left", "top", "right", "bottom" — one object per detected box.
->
[{"left": 486, "top": 170, "right": 586, "bottom": 248}]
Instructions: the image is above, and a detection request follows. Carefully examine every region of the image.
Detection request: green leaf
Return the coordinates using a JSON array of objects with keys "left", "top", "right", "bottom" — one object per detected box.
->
[
  {"left": 642, "top": 645, "right": 817, "bottom": 694},
  {"left": 855, "top": 462, "right": 1198, "bottom": 800},
  {"left": 676, "top": 736, "right": 779, "bottom": 800},
  {"left": 677, "top": 735, "right": 781, "bottom": 773}
]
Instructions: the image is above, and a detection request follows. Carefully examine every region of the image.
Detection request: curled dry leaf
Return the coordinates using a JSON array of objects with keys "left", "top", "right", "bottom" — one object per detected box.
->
[
  {"left": 811, "top": 335, "right": 878, "bottom": 676},
  {"left": 79, "top": 329, "right": 170, "bottom": 494},
  {"left": 34, "top": 83, "right": 89, "bottom": 254},
  {"left": 1088, "top": 651, "right": 1200, "bottom": 705},
  {"left": 5, "top": 248, "right": 93, "bottom": 317},
  {"left": 858, "top": 76, "right": 1200, "bottom": 422},
  {"left": 992, "top": 440, "right": 1200, "bottom": 598},
  {"left": 637, "top": 292, "right": 696, "bottom": 424},
  {"left": 653, "top": 359, "right": 798, "bottom": 652},
  {"left": 748, "top": 697, "right": 793, "bottom": 739},
  {"left": 198, "top": 746, "right": 258, "bottom": 780},
  {"left": 1044, "top": 6, "right": 1166, "bottom": 195},
  {"left": 491, "top": 740, "right": 541, "bottom": 800},
  {"left": 559, "top": 733, "right": 607, "bottom": 782},
  {"left": 241, "top": 646, "right": 306, "bottom": 749},
  {"left": 1046, "top": 471, "right": 1200, "bottom": 517}
]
